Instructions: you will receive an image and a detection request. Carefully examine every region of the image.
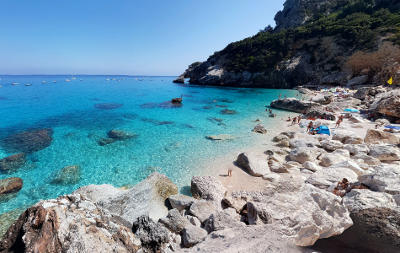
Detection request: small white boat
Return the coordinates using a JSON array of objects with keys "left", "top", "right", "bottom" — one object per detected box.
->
[
  {"left": 65, "top": 79, "right": 71, "bottom": 82},
  {"left": 25, "top": 83, "right": 32, "bottom": 86},
  {"left": 53, "top": 80, "right": 57, "bottom": 83},
  {"left": 42, "top": 81, "right": 47, "bottom": 84},
  {"left": 11, "top": 82, "right": 19, "bottom": 86}
]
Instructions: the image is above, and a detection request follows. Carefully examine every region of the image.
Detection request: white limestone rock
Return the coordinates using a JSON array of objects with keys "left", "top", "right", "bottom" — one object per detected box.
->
[
  {"left": 306, "top": 167, "right": 358, "bottom": 189},
  {"left": 343, "top": 189, "right": 398, "bottom": 213},
  {"left": 74, "top": 172, "right": 178, "bottom": 225},
  {"left": 235, "top": 152, "right": 269, "bottom": 177},
  {"left": 359, "top": 165, "right": 400, "bottom": 195}
]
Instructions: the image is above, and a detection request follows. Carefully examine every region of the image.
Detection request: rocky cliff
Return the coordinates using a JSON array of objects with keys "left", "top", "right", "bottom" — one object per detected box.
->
[{"left": 179, "top": 0, "right": 400, "bottom": 88}]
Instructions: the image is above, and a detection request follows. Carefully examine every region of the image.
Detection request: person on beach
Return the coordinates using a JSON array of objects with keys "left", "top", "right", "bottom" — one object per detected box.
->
[
  {"left": 228, "top": 169, "right": 232, "bottom": 177},
  {"left": 287, "top": 116, "right": 291, "bottom": 122},
  {"left": 307, "top": 121, "right": 314, "bottom": 133},
  {"left": 291, "top": 117, "right": 297, "bottom": 125},
  {"left": 335, "top": 118, "right": 342, "bottom": 128}
]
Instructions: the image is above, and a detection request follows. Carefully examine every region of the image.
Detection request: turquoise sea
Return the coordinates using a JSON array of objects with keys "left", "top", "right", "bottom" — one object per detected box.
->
[{"left": 0, "top": 76, "right": 297, "bottom": 215}]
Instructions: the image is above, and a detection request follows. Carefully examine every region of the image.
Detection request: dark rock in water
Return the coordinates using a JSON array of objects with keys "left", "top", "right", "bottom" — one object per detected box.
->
[
  {"left": 207, "top": 117, "right": 223, "bottom": 123},
  {"left": 218, "top": 98, "right": 234, "bottom": 103},
  {"left": 215, "top": 104, "right": 228, "bottom": 108},
  {"left": 94, "top": 103, "right": 123, "bottom": 110},
  {"left": 51, "top": 165, "right": 81, "bottom": 185},
  {"left": 3, "top": 129, "right": 53, "bottom": 153},
  {"left": 202, "top": 105, "right": 213, "bottom": 110},
  {"left": 107, "top": 130, "right": 137, "bottom": 140},
  {"left": 0, "top": 207, "right": 26, "bottom": 239},
  {"left": 173, "top": 75, "right": 185, "bottom": 84},
  {"left": 122, "top": 113, "right": 139, "bottom": 120},
  {"left": 221, "top": 109, "right": 237, "bottom": 115},
  {"left": 182, "top": 124, "right": 195, "bottom": 129},
  {"left": 305, "top": 107, "right": 336, "bottom": 121},
  {"left": 270, "top": 98, "right": 314, "bottom": 113},
  {"left": 0, "top": 177, "right": 23, "bottom": 195},
  {"left": 132, "top": 215, "right": 170, "bottom": 252},
  {"left": 0, "top": 153, "right": 26, "bottom": 172},
  {"left": 97, "top": 138, "right": 116, "bottom": 146},
  {"left": 252, "top": 124, "right": 267, "bottom": 134},
  {"left": 158, "top": 101, "right": 182, "bottom": 109},
  {"left": 157, "top": 121, "right": 174, "bottom": 126},
  {"left": 140, "top": 102, "right": 159, "bottom": 109}
]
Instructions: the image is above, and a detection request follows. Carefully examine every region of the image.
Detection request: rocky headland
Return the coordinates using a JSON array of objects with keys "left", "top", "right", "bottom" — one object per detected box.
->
[
  {"left": 1, "top": 84, "right": 400, "bottom": 253},
  {"left": 175, "top": 0, "right": 400, "bottom": 88}
]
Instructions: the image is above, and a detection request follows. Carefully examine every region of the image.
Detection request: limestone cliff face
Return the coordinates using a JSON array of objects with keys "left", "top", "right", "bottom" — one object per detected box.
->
[
  {"left": 274, "top": 0, "right": 347, "bottom": 30},
  {"left": 180, "top": 0, "right": 400, "bottom": 88}
]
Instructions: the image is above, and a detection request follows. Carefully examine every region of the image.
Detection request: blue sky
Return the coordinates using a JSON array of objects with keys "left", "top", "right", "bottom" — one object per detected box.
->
[{"left": 0, "top": 0, "right": 285, "bottom": 75}]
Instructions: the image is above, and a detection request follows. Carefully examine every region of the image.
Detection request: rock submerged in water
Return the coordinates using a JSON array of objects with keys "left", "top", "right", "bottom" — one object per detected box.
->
[
  {"left": 107, "top": 129, "right": 137, "bottom": 140},
  {"left": 51, "top": 165, "right": 81, "bottom": 185},
  {"left": 2, "top": 129, "right": 53, "bottom": 153},
  {"left": 97, "top": 137, "right": 116, "bottom": 146},
  {"left": 252, "top": 124, "right": 267, "bottom": 134},
  {"left": 98, "top": 129, "right": 138, "bottom": 146},
  {"left": 0, "top": 177, "right": 23, "bottom": 196},
  {"left": 0, "top": 153, "right": 26, "bottom": 172},
  {"left": 205, "top": 134, "right": 234, "bottom": 141},
  {"left": 94, "top": 103, "right": 123, "bottom": 110},
  {"left": 220, "top": 109, "right": 237, "bottom": 115}
]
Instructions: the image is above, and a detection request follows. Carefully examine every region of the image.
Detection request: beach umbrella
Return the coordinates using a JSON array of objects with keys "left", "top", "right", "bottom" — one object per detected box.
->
[
  {"left": 385, "top": 125, "right": 400, "bottom": 130},
  {"left": 344, "top": 108, "right": 359, "bottom": 113}
]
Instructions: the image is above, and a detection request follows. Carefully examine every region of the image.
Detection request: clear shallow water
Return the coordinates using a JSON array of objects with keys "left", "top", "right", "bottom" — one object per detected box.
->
[{"left": 0, "top": 76, "right": 297, "bottom": 214}]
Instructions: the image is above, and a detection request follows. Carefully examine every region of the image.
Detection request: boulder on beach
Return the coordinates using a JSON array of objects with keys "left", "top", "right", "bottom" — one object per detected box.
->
[
  {"left": 0, "top": 153, "right": 26, "bottom": 172},
  {"left": 132, "top": 215, "right": 169, "bottom": 252},
  {"left": 304, "top": 107, "right": 336, "bottom": 121},
  {"left": 270, "top": 98, "right": 314, "bottom": 113},
  {"left": 168, "top": 194, "right": 196, "bottom": 211},
  {"left": 2, "top": 129, "right": 53, "bottom": 153},
  {"left": 74, "top": 172, "right": 178, "bottom": 225},
  {"left": 369, "top": 89, "right": 400, "bottom": 121},
  {"left": 368, "top": 145, "right": 400, "bottom": 161},
  {"left": 235, "top": 152, "right": 269, "bottom": 177},
  {"left": 328, "top": 207, "right": 400, "bottom": 253},
  {"left": 242, "top": 183, "right": 353, "bottom": 247},
  {"left": 0, "top": 195, "right": 141, "bottom": 253},
  {"left": 364, "top": 129, "right": 399, "bottom": 145},
  {"left": 0, "top": 177, "right": 23, "bottom": 195},
  {"left": 191, "top": 176, "right": 226, "bottom": 201},
  {"left": 51, "top": 165, "right": 81, "bottom": 185},
  {"left": 359, "top": 164, "right": 400, "bottom": 195},
  {"left": 252, "top": 124, "right": 267, "bottom": 134}
]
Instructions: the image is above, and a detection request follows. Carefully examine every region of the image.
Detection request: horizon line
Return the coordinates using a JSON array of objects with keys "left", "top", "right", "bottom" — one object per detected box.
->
[{"left": 0, "top": 74, "right": 178, "bottom": 77}]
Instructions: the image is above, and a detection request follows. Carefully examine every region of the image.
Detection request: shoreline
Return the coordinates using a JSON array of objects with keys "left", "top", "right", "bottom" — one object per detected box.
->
[{"left": 1, "top": 85, "right": 400, "bottom": 253}]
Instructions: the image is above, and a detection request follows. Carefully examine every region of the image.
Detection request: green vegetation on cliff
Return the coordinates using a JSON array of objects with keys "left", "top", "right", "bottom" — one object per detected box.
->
[{"left": 214, "top": 0, "right": 400, "bottom": 73}]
